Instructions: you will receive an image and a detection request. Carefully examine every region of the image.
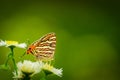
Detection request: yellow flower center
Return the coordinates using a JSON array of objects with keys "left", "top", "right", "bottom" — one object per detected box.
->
[
  {"left": 21, "top": 66, "right": 34, "bottom": 73},
  {"left": 43, "top": 63, "right": 53, "bottom": 70},
  {"left": 6, "top": 41, "right": 18, "bottom": 45}
]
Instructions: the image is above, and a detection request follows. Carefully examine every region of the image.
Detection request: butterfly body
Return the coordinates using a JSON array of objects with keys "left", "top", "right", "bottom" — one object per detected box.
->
[
  {"left": 27, "top": 45, "right": 36, "bottom": 54},
  {"left": 26, "top": 33, "right": 56, "bottom": 61}
]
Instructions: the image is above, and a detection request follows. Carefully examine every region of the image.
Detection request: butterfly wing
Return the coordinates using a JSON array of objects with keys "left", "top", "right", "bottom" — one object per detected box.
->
[{"left": 32, "top": 32, "right": 56, "bottom": 61}]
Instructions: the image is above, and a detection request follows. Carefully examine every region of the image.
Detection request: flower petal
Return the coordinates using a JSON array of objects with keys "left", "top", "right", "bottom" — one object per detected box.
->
[
  {"left": 0, "top": 40, "right": 6, "bottom": 46},
  {"left": 16, "top": 43, "right": 27, "bottom": 48},
  {"left": 52, "top": 68, "right": 63, "bottom": 77}
]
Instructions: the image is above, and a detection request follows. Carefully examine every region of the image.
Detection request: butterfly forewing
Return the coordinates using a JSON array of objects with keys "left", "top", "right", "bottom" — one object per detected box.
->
[{"left": 31, "top": 33, "right": 56, "bottom": 61}]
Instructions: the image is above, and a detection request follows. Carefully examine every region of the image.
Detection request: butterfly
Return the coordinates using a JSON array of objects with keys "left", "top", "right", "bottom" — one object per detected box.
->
[{"left": 26, "top": 32, "right": 56, "bottom": 61}]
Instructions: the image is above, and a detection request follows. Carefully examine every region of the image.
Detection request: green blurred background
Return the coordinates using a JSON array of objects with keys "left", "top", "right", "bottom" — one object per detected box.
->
[{"left": 0, "top": 1, "right": 120, "bottom": 80}]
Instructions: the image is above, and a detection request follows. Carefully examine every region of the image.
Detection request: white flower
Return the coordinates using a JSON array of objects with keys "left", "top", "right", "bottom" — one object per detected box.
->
[
  {"left": 18, "top": 60, "right": 42, "bottom": 74},
  {"left": 52, "top": 68, "right": 63, "bottom": 77},
  {"left": 0, "top": 40, "right": 27, "bottom": 48},
  {"left": 13, "top": 60, "right": 43, "bottom": 78},
  {"left": 42, "top": 63, "right": 63, "bottom": 77}
]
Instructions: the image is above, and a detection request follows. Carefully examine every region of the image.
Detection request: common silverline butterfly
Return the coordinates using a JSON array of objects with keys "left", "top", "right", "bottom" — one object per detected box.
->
[{"left": 26, "top": 32, "right": 56, "bottom": 61}]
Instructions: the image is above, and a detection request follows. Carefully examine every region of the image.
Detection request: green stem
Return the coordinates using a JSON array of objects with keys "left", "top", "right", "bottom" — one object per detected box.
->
[
  {"left": 23, "top": 75, "right": 31, "bottom": 80},
  {"left": 10, "top": 47, "right": 18, "bottom": 75},
  {"left": 5, "top": 53, "right": 11, "bottom": 66}
]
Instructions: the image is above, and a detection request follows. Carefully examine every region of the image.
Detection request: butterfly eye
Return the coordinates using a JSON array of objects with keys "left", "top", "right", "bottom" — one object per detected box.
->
[{"left": 29, "top": 48, "right": 31, "bottom": 50}]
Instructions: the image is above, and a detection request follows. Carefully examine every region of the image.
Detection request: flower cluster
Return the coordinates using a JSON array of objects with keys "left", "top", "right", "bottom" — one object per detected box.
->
[
  {"left": 0, "top": 40, "right": 63, "bottom": 80},
  {"left": 13, "top": 60, "right": 62, "bottom": 79}
]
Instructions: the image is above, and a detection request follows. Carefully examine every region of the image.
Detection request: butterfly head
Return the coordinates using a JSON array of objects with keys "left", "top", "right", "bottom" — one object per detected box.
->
[{"left": 26, "top": 45, "right": 35, "bottom": 54}]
